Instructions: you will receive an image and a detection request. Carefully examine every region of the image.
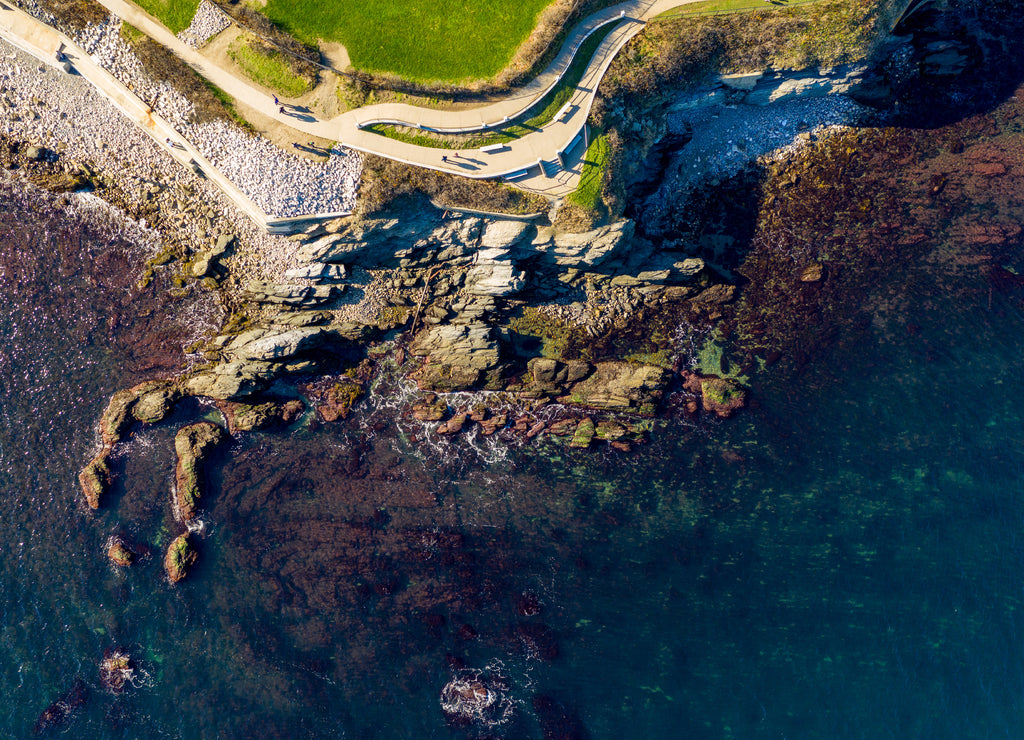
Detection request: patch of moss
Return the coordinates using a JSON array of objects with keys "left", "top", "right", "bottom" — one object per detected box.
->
[{"left": 508, "top": 307, "right": 578, "bottom": 360}]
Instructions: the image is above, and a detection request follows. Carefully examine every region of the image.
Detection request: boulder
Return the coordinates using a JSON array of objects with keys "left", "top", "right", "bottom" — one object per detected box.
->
[
  {"left": 409, "top": 322, "right": 502, "bottom": 391},
  {"left": 480, "top": 220, "right": 530, "bottom": 249},
  {"left": 185, "top": 359, "right": 279, "bottom": 400},
  {"left": 799, "top": 262, "right": 824, "bottom": 282},
  {"left": 569, "top": 417, "right": 596, "bottom": 448},
  {"left": 308, "top": 382, "right": 363, "bottom": 422},
  {"left": 436, "top": 412, "right": 467, "bottom": 435},
  {"left": 283, "top": 263, "right": 348, "bottom": 282},
  {"left": 224, "top": 327, "right": 326, "bottom": 362},
  {"left": 681, "top": 371, "right": 747, "bottom": 417},
  {"left": 173, "top": 422, "right": 226, "bottom": 521},
  {"left": 164, "top": 533, "right": 198, "bottom": 583},
  {"left": 99, "top": 388, "right": 138, "bottom": 447},
  {"left": 131, "top": 381, "right": 182, "bottom": 424},
  {"left": 465, "top": 257, "right": 525, "bottom": 296},
  {"left": 527, "top": 358, "right": 593, "bottom": 393},
  {"left": 699, "top": 377, "right": 747, "bottom": 418},
  {"left": 107, "top": 539, "right": 133, "bottom": 567},
  {"left": 692, "top": 284, "right": 736, "bottom": 305},
  {"left": 412, "top": 394, "right": 449, "bottom": 422},
  {"left": 564, "top": 362, "right": 668, "bottom": 415},
  {"left": 78, "top": 453, "right": 110, "bottom": 509}
]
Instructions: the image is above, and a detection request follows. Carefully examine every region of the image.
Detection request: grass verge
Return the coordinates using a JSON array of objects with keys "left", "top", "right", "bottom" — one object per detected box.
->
[
  {"left": 655, "top": 0, "right": 822, "bottom": 20},
  {"left": 227, "top": 37, "right": 315, "bottom": 97},
  {"left": 566, "top": 133, "right": 609, "bottom": 211},
  {"left": 358, "top": 154, "right": 549, "bottom": 216},
  {"left": 132, "top": 0, "right": 198, "bottom": 34}
]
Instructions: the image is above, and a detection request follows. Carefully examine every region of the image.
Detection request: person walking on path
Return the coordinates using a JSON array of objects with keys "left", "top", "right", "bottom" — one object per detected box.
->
[
  {"left": 273, "top": 95, "right": 279, "bottom": 106},
  {"left": 279, "top": 106, "right": 285, "bottom": 114},
  {"left": 442, "top": 155, "right": 448, "bottom": 163}
]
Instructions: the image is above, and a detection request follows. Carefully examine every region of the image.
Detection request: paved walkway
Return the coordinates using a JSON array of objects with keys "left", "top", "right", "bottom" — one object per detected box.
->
[
  {"left": 90, "top": 0, "right": 700, "bottom": 193},
  {"left": 0, "top": 0, "right": 701, "bottom": 206}
]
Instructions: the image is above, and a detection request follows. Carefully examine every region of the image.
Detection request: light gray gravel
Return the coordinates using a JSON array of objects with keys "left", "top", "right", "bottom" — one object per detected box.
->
[{"left": 176, "top": 0, "right": 229, "bottom": 49}]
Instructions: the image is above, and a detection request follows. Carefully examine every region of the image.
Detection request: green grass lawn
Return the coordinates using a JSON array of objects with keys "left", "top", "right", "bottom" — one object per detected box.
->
[
  {"left": 227, "top": 39, "right": 313, "bottom": 97},
  {"left": 366, "top": 21, "right": 619, "bottom": 149},
  {"left": 132, "top": 0, "right": 198, "bottom": 34},
  {"left": 262, "top": 0, "right": 553, "bottom": 81}
]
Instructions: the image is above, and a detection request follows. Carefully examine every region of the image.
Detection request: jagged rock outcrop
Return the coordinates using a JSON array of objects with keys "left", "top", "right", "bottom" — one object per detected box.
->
[
  {"left": 563, "top": 362, "right": 669, "bottom": 415},
  {"left": 78, "top": 454, "right": 110, "bottom": 509},
  {"left": 173, "top": 422, "right": 226, "bottom": 521},
  {"left": 409, "top": 321, "right": 502, "bottom": 391},
  {"left": 243, "top": 281, "right": 341, "bottom": 307},
  {"left": 164, "top": 533, "right": 198, "bottom": 583},
  {"left": 216, "top": 398, "right": 304, "bottom": 433}
]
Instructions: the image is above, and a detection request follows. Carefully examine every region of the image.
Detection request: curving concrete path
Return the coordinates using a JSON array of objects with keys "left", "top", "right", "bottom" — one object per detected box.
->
[
  {"left": 0, "top": 0, "right": 701, "bottom": 213},
  {"left": 90, "top": 0, "right": 700, "bottom": 189}
]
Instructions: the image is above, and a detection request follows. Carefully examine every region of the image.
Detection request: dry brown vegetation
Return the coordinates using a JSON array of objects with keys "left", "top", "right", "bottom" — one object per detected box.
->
[
  {"left": 358, "top": 155, "right": 549, "bottom": 217},
  {"left": 33, "top": 0, "right": 108, "bottom": 32}
]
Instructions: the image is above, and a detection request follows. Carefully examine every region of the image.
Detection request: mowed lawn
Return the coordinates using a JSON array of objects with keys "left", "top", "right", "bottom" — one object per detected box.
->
[
  {"left": 262, "top": 0, "right": 554, "bottom": 81},
  {"left": 133, "top": 0, "right": 199, "bottom": 34}
]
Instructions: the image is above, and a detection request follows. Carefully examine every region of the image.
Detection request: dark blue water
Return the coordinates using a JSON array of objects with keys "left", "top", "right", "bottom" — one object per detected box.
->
[{"left": 4, "top": 103, "right": 1024, "bottom": 738}]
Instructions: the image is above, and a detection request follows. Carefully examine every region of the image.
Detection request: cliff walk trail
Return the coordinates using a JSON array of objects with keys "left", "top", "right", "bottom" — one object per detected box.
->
[{"left": 0, "top": 0, "right": 701, "bottom": 213}]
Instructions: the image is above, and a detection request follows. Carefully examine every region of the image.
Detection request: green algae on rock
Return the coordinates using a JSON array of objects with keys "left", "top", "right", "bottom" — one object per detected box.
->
[
  {"left": 107, "top": 539, "right": 134, "bottom": 567},
  {"left": 569, "top": 417, "right": 597, "bottom": 449},
  {"left": 164, "top": 533, "right": 198, "bottom": 583},
  {"left": 173, "top": 422, "right": 227, "bottom": 521}
]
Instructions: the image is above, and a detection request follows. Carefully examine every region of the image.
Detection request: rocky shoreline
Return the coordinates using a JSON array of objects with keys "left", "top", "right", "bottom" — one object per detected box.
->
[{"left": 7, "top": 0, "right": 988, "bottom": 586}]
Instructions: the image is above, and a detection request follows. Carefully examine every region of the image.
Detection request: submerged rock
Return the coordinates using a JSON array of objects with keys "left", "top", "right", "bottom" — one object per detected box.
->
[
  {"left": 164, "top": 533, "right": 198, "bottom": 583},
  {"left": 33, "top": 677, "right": 88, "bottom": 734},
  {"left": 99, "top": 648, "right": 135, "bottom": 693},
  {"left": 173, "top": 422, "right": 226, "bottom": 521}
]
